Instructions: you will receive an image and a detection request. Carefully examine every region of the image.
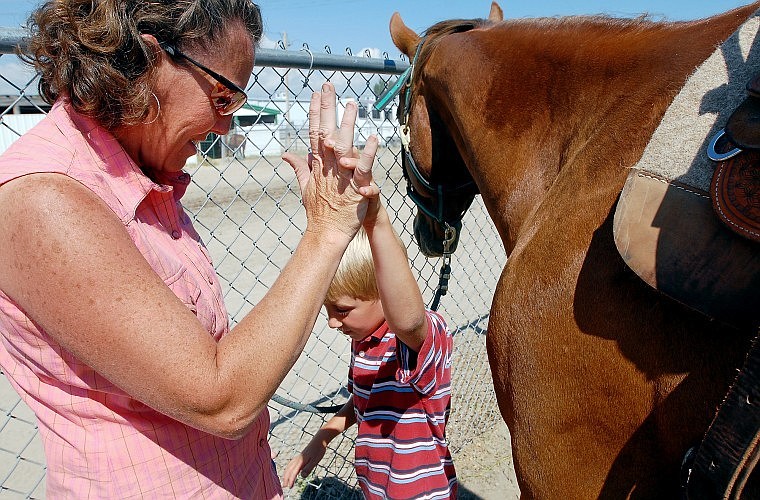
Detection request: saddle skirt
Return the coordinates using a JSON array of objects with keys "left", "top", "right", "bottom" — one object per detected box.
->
[{"left": 613, "top": 10, "right": 760, "bottom": 330}]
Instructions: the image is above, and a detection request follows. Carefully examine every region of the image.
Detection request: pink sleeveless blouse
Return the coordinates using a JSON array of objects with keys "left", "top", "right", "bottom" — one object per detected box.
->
[{"left": 0, "top": 100, "right": 282, "bottom": 499}]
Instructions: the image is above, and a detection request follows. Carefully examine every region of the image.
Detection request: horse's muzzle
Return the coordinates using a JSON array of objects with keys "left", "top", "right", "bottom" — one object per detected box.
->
[{"left": 413, "top": 213, "right": 462, "bottom": 257}]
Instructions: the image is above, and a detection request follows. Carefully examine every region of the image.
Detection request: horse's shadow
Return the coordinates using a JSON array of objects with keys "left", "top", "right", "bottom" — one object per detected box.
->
[{"left": 574, "top": 209, "right": 751, "bottom": 498}]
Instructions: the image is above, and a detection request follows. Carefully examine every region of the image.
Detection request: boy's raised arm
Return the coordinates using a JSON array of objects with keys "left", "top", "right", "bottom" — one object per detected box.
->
[{"left": 364, "top": 201, "right": 427, "bottom": 351}]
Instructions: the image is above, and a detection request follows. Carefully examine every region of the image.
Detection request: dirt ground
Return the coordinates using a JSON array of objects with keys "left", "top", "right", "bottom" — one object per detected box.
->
[{"left": 454, "top": 418, "right": 521, "bottom": 499}]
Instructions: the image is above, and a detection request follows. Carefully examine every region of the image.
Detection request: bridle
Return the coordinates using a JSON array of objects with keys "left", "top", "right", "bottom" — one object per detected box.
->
[
  {"left": 375, "top": 36, "right": 480, "bottom": 310},
  {"left": 386, "top": 37, "right": 480, "bottom": 227}
]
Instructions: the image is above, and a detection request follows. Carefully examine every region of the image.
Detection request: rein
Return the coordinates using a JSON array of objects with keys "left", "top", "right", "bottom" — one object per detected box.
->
[{"left": 375, "top": 37, "right": 479, "bottom": 311}]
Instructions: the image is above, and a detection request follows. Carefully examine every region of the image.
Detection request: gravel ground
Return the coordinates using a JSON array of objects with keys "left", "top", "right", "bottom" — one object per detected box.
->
[{"left": 454, "top": 418, "right": 520, "bottom": 499}]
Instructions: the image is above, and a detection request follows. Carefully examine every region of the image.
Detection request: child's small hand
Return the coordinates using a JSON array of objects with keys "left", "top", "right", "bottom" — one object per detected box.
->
[
  {"left": 362, "top": 195, "right": 381, "bottom": 230},
  {"left": 282, "top": 440, "right": 328, "bottom": 488},
  {"left": 337, "top": 135, "right": 380, "bottom": 201}
]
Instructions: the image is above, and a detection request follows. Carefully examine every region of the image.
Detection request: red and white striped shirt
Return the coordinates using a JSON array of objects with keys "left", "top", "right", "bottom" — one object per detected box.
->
[
  {"left": 349, "top": 310, "right": 456, "bottom": 499},
  {"left": 0, "top": 100, "right": 282, "bottom": 499}
]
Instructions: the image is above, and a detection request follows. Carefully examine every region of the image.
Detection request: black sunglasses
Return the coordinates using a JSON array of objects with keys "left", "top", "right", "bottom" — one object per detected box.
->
[{"left": 159, "top": 42, "right": 248, "bottom": 116}]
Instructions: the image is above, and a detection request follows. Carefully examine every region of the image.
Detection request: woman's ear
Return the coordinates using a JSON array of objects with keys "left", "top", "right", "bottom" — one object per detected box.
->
[{"left": 139, "top": 33, "right": 163, "bottom": 60}]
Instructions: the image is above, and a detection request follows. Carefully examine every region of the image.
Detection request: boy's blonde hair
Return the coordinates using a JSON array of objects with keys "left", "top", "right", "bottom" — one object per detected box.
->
[{"left": 326, "top": 227, "right": 407, "bottom": 303}]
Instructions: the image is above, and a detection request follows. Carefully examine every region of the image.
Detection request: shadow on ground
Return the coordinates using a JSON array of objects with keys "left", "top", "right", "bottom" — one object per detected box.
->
[{"left": 296, "top": 476, "right": 484, "bottom": 499}]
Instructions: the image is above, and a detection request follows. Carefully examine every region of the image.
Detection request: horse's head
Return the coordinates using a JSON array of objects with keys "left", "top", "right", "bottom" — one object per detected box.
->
[{"left": 386, "top": 3, "right": 503, "bottom": 257}]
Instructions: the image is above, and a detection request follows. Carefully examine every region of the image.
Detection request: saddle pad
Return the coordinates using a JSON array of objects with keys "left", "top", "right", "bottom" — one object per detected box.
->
[
  {"left": 633, "top": 12, "right": 760, "bottom": 191},
  {"left": 712, "top": 149, "right": 760, "bottom": 243},
  {"left": 614, "top": 11, "right": 760, "bottom": 330}
]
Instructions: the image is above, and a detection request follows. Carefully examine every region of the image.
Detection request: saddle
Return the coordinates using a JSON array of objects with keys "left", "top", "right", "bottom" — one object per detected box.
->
[
  {"left": 613, "top": 13, "right": 760, "bottom": 499},
  {"left": 612, "top": 13, "right": 760, "bottom": 332},
  {"left": 713, "top": 74, "right": 760, "bottom": 244}
]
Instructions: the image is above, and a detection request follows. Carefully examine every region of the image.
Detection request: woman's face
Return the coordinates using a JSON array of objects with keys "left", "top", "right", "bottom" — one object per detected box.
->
[{"left": 128, "top": 24, "right": 255, "bottom": 173}]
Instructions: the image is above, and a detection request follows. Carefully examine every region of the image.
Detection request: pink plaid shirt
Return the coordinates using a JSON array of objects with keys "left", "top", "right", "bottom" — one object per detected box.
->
[{"left": 0, "top": 100, "right": 283, "bottom": 499}]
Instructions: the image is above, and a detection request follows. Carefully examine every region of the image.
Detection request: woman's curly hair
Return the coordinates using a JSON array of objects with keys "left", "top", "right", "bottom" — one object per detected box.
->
[{"left": 20, "top": 0, "right": 262, "bottom": 130}]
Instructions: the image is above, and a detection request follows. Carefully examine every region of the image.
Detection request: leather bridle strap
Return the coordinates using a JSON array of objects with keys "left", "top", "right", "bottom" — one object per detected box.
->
[{"left": 398, "top": 38, "right": 478, "bottom": 226}]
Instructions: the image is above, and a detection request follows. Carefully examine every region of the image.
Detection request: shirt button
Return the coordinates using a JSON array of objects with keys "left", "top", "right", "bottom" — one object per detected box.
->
[
  {"left": 359, "top": 351, "right": 365, "bottom": 357},
  {"left": 171, "top": 230, "right": 180, "bottom": 239},
  {"left": 259, "top": 438, "right": 267, "bottom": 447}
]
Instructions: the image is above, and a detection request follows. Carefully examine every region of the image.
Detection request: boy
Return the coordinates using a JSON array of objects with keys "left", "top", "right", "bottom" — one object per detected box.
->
[{"left": 282, "top": 199, "right": 456, "bottom": 499}]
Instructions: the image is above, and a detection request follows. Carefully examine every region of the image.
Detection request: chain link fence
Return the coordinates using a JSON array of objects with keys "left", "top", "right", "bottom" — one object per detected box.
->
[{"left": 0, "top": 29, "right": 506, "bottom": 499}]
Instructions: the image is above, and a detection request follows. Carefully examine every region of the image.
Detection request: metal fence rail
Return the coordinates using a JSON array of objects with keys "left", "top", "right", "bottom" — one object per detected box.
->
[{"left": 0, "top": 28, "right": 505, "bottom": 499}]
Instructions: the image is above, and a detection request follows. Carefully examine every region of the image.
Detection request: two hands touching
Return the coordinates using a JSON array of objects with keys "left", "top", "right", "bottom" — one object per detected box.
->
[
  {"left": 282, "top": 82, "right": 381, "bottom": 236},
  {"left": 280, "top": 83, "right": 378, "bottom": 488}
]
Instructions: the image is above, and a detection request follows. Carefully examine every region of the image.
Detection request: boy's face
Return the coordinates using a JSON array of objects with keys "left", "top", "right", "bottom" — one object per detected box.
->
[{"left": 324, "top": 295, "right": 385, "bottom": 342}]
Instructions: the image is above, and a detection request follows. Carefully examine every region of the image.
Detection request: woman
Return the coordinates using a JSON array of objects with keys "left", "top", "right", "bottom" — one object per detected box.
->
[{"left": 0, "top": 0, "right": 379, "bottom": 497}]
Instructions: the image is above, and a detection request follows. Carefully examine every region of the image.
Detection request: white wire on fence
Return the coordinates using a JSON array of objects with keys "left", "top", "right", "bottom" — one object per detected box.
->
[{"left": 0, "top": 34, "right": 506, "bottom": 499}]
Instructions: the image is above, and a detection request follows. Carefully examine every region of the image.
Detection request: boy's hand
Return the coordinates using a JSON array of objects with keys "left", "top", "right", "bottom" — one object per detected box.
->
[
  {"left": 335, "top": 134, "right": 380, "bottom": 230},
  {"left": 282, "top": 439, "right": 328, "bottom": 488},
  {"left": 337, "top": 134, "right": 380, "bottom": 200},
  {"left": 362, "top": 194, "right": 381, "bottom": 230}
]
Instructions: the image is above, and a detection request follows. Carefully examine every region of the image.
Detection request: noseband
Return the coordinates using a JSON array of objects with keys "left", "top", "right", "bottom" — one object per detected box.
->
[{"left": 375, "top": 37, "right": 480, "bottom": 310}]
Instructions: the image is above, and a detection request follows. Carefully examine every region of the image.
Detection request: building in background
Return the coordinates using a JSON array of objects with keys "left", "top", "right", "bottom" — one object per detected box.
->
[
  {"left": 0, "top": 94, "right": 49, "bottom": 154},
  {"left": 195, "top": 102, "right": 282, "bottom": 161}
]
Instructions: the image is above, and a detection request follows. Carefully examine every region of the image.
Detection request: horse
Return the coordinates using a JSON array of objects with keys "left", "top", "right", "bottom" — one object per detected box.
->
[{"left": 387, "top": 2, "right": 760, "bottom": 498}]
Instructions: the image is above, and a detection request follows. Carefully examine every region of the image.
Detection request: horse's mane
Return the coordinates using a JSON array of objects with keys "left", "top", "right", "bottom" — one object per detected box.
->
[
  {"left": 522, "top": 14, "right": 676, "bottom": 37},
  {"left": 417, "top": 18, "right": 493, "bottom": 74},
  {"left": 417, "top": 14, "right": 686, "bottom": 66},
  {"left": 528, "top": 15, "right": 710, "bottom": 57}
]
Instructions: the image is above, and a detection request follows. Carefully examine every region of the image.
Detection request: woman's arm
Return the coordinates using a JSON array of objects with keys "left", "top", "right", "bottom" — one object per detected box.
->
[{"left": 0, "top": 84, "right": 377, "bottom": 439}]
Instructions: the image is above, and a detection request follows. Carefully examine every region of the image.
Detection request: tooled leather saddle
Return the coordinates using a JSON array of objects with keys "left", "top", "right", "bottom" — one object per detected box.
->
[{"left": 712, "top": 73, "right": 760, "bottom": 244}]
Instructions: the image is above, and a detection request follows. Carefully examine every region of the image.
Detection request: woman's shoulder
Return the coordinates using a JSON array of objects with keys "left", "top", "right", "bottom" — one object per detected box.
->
[
  {"left": 0, "top": 104, "right": 79, "bottom": 183},
  {"left": 0, "top": 172, "right": 107, "bottom": 220}
]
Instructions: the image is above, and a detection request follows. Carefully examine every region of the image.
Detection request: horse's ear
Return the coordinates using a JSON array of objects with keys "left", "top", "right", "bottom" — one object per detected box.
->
[
  {"left": 488, "top": 2, "right": 504, "bottom": 22},
  {"left": 390, "top": 12, "right": 421, "bottom": 59}
]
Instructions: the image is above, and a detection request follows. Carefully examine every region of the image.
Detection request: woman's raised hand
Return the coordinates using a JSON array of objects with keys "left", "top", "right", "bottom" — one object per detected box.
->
[{"left": 282, "top": 82, "right": 379, "bottom": 237}]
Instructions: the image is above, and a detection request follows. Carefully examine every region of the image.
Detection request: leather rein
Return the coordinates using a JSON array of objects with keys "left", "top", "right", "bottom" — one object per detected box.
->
[{"left": 375, "top": 37, "right": 480, "bottom": 310}]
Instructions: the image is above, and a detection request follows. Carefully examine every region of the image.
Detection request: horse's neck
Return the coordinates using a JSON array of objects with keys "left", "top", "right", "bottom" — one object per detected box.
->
[{"left": 429, "top": 4, "right": 760, "bottom": 253}]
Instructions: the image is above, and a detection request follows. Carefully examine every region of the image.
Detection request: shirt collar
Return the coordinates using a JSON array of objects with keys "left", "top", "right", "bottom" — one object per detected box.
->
[
  {"left": 354, "top": 321, "right": 390, "bottom": 350},
  {"left": 54, "top": 100, "right": 192, "bottom": 219}
]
